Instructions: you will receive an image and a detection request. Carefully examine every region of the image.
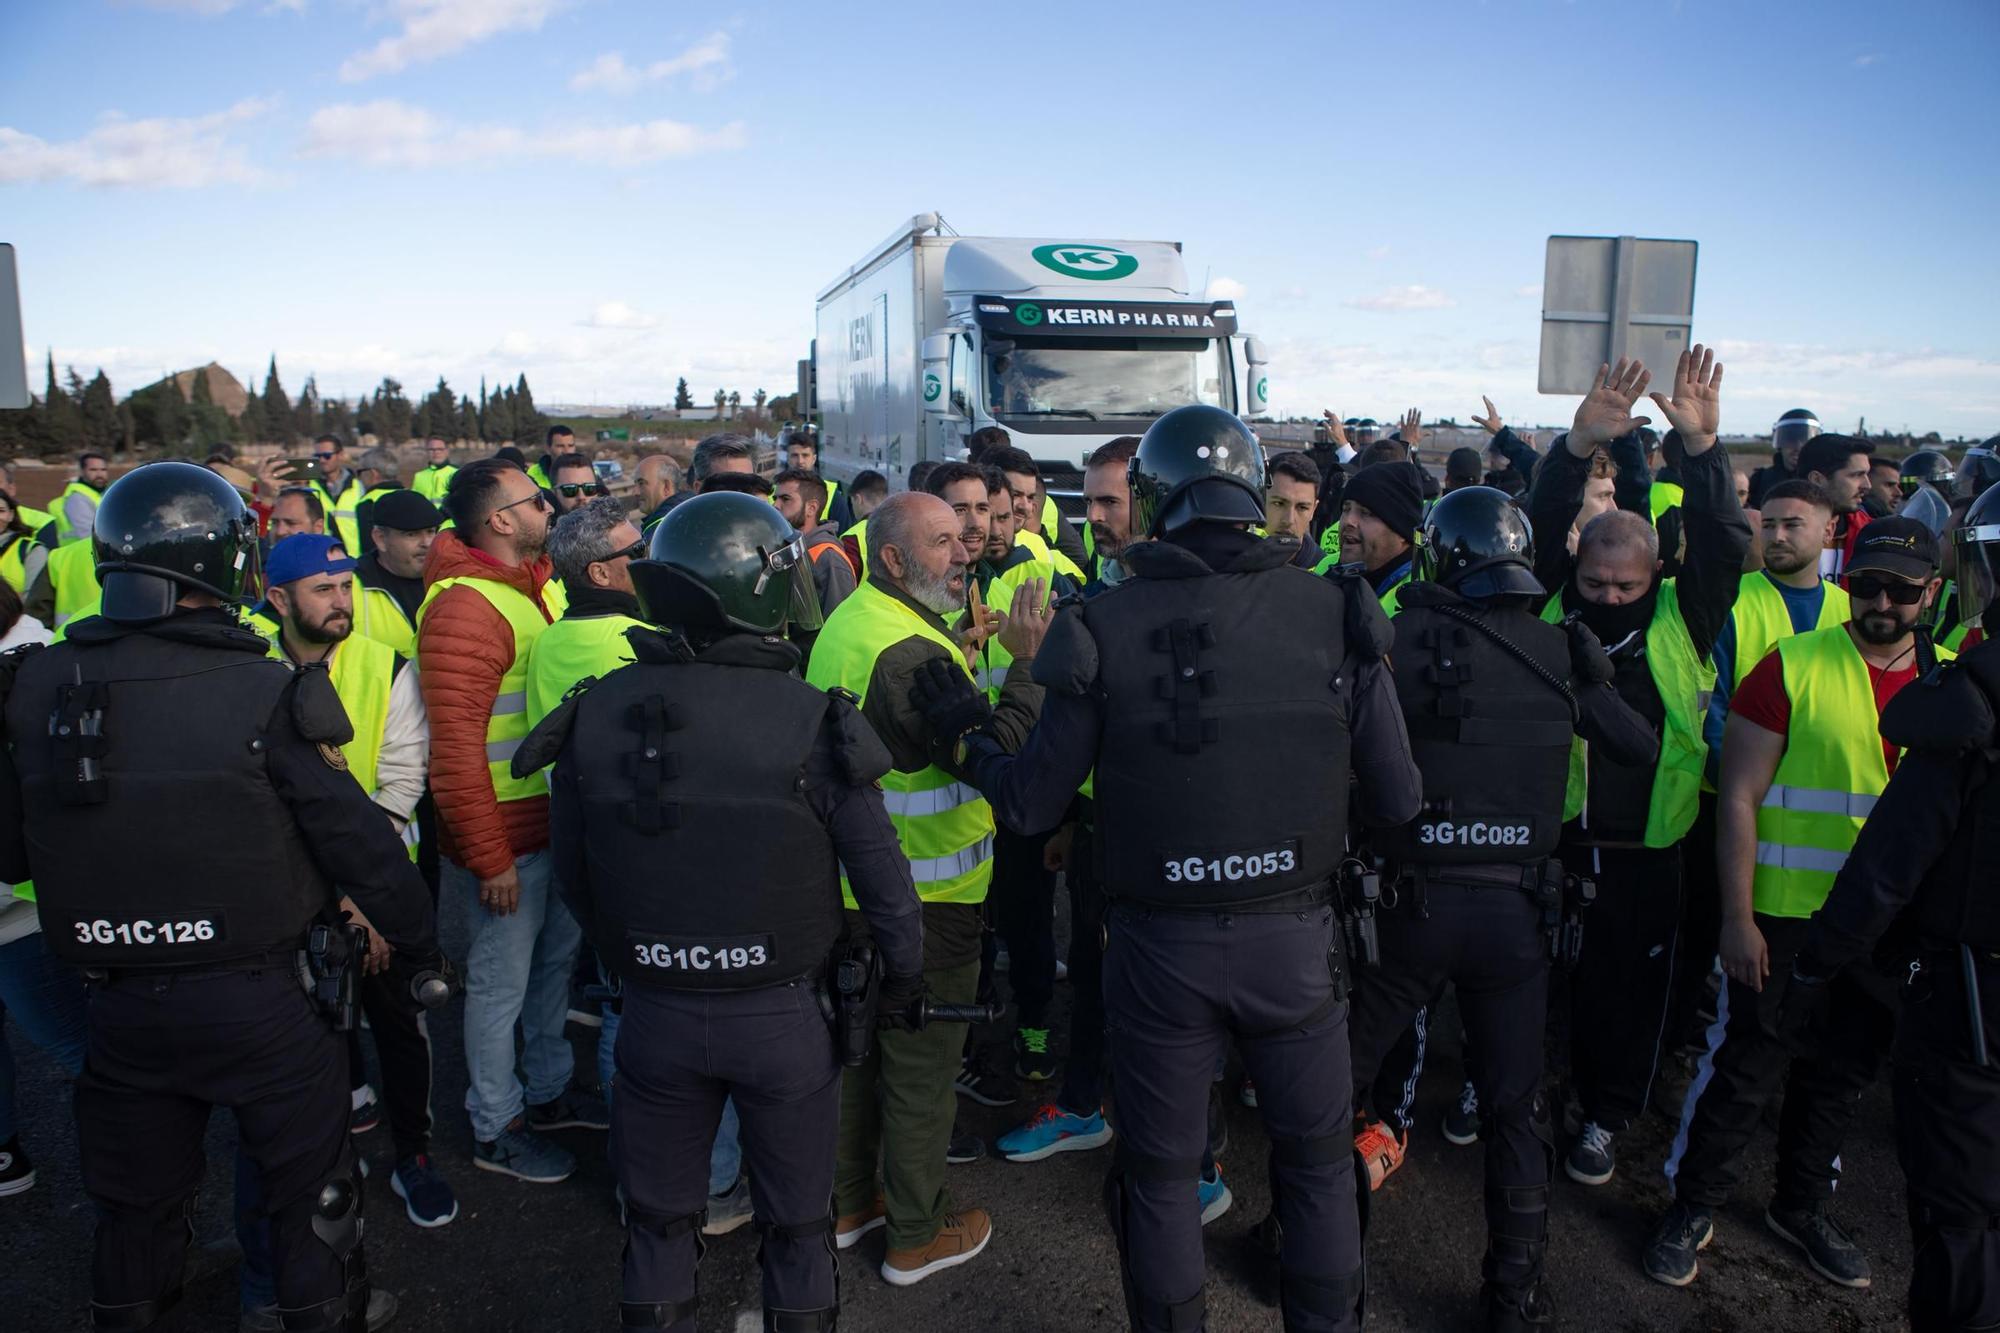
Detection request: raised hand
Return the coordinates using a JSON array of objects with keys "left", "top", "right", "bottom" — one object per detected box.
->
[
  {"left": 1474, "top": 396, "right": 1503, "bottom": 435},
  {"left": 1647, "top": 344, "right": 1724, "bottom": 455},
  {"left": 1321, "top": 410, "right": 1350, "bottom": 450},
  {"left": 1397, "top": 408, "right": 1423, "bottom": 447},
  {"left": 1566, "top": 358, "right": 1653, "bottom": 456}
]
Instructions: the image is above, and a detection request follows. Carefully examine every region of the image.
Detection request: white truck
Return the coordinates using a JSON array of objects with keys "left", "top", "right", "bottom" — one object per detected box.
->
[{"left": 805, "top": 213, "right": 1271, "bottom": 494}]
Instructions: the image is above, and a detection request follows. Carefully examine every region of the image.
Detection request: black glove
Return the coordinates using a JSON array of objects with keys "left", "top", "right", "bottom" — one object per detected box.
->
[
  {"left": 1775, "top": 969, "right": 1831, "bottom": 1054},
  {"left": 910, "top": 656, "right": 990, "bottom": 742},
  {"left": 1563, "top": 617, "right": 1616, "bottom": 687},
  {"left": 878, "top": 971, "right": 925, "bottom": 1033}
]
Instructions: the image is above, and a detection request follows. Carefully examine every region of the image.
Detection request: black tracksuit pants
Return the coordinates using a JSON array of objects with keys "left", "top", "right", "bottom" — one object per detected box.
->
[
  {"left": 612, "top": 980, "right": 841, "bottom": 1330},
  {"left": 1054, "top": 818, "right": 1108, "bottom": 1118},
  {"left": 1666, "top": 913, "right": 1897, "bottom": 1212},
  {"left": 991, "top": 824, "right": 1059, "bottom": 1030},
  {"left": 1895, "top": 951, "right": 2000, "bottom": 1332},
  {"left": 345, "top": 967, "right": 437, "bottom": 1160},
  {"left": 1103, "top": 901, "right": 1361, "bottom": 1333},
  {"left": 1564, "top": 838, "right": 1684, "bottom": 1130},
  {"left": 76, "top": 965, "right": 357, "bottom": 1319},
  {"left": 1349, "top": 878, "right": 1553, "bottom": 1302}
]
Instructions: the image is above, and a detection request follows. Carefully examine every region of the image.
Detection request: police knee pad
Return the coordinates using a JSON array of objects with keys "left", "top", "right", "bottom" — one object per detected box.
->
[
  {"left": 1279, "top": 1263, "right": 1365, "bottom": 1332},
  {"left": 90, "top": 1193, "right": 201, "bottom": 1331},
  {"left": 279, "top": 1167, "right": 370, "bottom": 1333},
  {"left": 1102, "top": 1144, "right": 1207, "bottom": 1333},
  {"left": 620, "top": 1203, "right": 707, "bottom": 1329},
  {"left": 754, "top": 1213, "right": 838, "bottom": 1316},
  {"left": 764, "top": 1305, "right": 837, "bottom": 1333}
]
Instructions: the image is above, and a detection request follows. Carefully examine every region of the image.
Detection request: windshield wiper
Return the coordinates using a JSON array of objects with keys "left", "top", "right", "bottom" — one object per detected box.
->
[{"left": 1006, "top": 409, "right": 1099, "bottom": 420}]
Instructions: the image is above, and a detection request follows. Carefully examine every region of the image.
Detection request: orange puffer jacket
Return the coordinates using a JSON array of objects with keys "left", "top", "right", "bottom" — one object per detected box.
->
[{"left": 417, "top": 530, "right": 556, "bottom": 880}]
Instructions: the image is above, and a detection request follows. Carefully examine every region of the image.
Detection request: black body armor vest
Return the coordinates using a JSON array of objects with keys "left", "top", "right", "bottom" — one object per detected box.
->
[
  {"left": 562, "top": 655, "right": 842, "bottom": 991},
  {"left": 5, "top": 627, "right": 332, "bottom": 968},
  {"left": 1373, "top": 596, "right": 1576, "bottom": 866},
  {"left": 1080, "top": 543, "right": 1355, "bottom": 907}
]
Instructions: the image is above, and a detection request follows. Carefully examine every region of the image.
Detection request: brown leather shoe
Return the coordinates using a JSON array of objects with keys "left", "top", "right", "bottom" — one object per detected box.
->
[
  {"left": 834, "top": 1194, "right": 886, "bottom": 1251},
  {"left": 880, "top": 1209, "right": 993, "bottom": 1286}
]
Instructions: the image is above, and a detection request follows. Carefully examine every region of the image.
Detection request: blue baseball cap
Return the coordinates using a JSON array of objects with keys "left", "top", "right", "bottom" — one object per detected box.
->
[{"left": 265, "top": 533, "right": 356, "bottom": 589}]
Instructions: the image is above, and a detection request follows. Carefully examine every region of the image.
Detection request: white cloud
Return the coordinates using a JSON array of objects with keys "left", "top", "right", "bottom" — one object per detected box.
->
[
  {"left": 570, "top": 33, "right": 734, "bottom": 94},
  {"left": 340, "top": 0, "right": 565, "bottom": 83},
  {"left": 582, "top": 301, "right": 659, "bottom": 330},
  {"left": 1853, "top": 53, "right": 1882, "bottom": 67},
  {"left": 1514, "top": 283, "right": 1542, "bottom": 299},
  {"left": 301, "top": 99, "right": 746, "bottom": 168},
  {"left": 1342, "top": 285, "right": 1457, "bottom": 312},
  {"left": 1205, "top": 276, "right": 1246, "bottom": 301},
  {"left": 0, "top": 99, "right": 272, "bottom": 188}
]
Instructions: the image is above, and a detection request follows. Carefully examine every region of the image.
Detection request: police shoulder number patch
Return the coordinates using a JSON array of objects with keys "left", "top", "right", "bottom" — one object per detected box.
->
[{"left": 318, "top": 742, "right": 349, "bottom": 772}]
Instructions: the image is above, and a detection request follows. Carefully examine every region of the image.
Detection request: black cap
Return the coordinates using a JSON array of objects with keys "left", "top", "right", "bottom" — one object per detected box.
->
[
  {"left": 1444, "top": 447, "right": 1484, "bottom": 485},
  {"left": 368, "top": 489, "right": 445, "bottom": 532},
  {"left": 1846, "top": 516, "right": 1939, "bottom": 581},
  {"left": 1342, "top": 461, "right": 1425, "bottom": 540}
]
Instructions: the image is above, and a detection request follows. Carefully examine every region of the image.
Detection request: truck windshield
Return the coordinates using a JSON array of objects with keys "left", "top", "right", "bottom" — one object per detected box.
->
[{"left": 988, "top": 336, "right": 1229, "bottom": 420}]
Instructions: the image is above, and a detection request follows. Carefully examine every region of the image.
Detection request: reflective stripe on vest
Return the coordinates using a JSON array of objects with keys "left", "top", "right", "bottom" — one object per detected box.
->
[
  {"left": 805, "top": 579, "right": 994, "bottom": 905},
  {"left": 418, "top": 574, "right": 560, "bottom": 804},
  {"left": 49, "top": 540, "right": 101, "bottom": 627},
  {"left": 352, "top": 583, "right": 416, "bottom": 659},
  {"left": 52, "top": 481, "right": 98, "bottom": 545},
  {"left": 1751, "top": 625, "right": 1956, "bottom": 918},
  {"left": 1544, "top": 582, "right": 1714, "bottom": 845},
  {"left": 312, "top": 476, "right": 366, "bottom": 556}
]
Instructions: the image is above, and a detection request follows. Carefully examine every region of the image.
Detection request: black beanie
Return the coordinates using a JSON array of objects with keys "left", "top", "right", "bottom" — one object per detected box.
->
[{"left": 1343, "top": 461, "right": 1425, "bottom": 539}]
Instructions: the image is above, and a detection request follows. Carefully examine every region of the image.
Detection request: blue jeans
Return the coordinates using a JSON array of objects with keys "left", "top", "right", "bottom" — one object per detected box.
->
[
  {"left": 0, "top": 929, "right": 89, "bottom": 1142},
  {"left": 448, "top": 851, "right": 583, "bottom": 1141},
  {"left": 602, "top": 990, "right": 742, "bottom": 1195}
]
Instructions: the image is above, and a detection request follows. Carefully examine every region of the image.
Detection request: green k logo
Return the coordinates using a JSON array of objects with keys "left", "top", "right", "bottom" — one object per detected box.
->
[
  {"left": 1015, "top": 302, "right": 1044, "bottom": 326},
  {"left": 1031, "top": 243, "right": 1139, "bottom": 282},
  {"left": 923, "top": 372, "right": 942, "bottom": 403},
  {"left": 1256, "top": 376, "right": 1269, "bottom": 402}
]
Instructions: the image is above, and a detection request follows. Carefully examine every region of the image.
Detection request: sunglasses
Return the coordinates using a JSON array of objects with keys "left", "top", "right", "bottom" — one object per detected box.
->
[
  {"left": 556, "top": 483, "right": 608, "bottom": 499},
  {"left": 493, "top": 491, "right": 552, "bottom": 519},
  {"left": 601, "top": 538, "right": 647, "bottom": 563},
  {"left": 1846, "top": 574, "right": 1927, "bottom": 605},
  {"left": 312, "top": 451, "right": 338, "bottom": 461}
]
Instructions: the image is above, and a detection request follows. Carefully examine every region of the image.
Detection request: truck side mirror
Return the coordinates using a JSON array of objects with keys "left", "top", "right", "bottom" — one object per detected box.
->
[{"left": 1242, "top": 336, "right": 1272, "bottom": 416}]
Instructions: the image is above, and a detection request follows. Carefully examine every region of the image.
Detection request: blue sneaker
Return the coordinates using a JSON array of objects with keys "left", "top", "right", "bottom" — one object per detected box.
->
[
  {"left": 390, "top": 1154, "right": 459, "bottom": 1228},
  {"left": 995, "top": 1103, "right": 1114, "bottom": 1163},
  {"left": 1198, "top": 1164, "right": 1232, "bottom": 1226},
  {"left": 527, "top": 1086, "right": 610, "bottom": 1132},
  {"left": 473, "top": 1122, "right": 575, "bottom": 1184}
]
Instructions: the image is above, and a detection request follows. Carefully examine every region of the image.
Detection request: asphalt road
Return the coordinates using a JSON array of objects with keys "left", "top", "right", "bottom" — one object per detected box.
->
[{"left": 2, "top": 879, "right": 1914, "bottom": 1333}]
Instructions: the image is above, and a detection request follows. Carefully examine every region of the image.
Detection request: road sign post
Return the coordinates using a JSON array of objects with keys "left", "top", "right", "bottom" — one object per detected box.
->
[{"left": 1539, "top": 235, "right": 1697, "bottom": 395}]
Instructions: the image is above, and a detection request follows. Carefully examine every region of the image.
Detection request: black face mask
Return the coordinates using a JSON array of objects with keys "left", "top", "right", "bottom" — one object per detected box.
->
[{"left": 1564, "top": 579, "right": 1660, "bottom": 649}]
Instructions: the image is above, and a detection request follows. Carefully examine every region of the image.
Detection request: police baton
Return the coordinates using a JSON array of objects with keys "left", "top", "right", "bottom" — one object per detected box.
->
[{"left": 909, "top": 999, "right": 1003, "bottom": 1029}]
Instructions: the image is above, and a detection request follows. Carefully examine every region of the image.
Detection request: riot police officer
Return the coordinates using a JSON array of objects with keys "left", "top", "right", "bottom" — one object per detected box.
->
[
  {"left": 1783, "top": 484, "right": 2000, "bottom": 1331},
  {"left": 513, "top": 492, "right": 923, "bottom": 1332},
  {"left": 911, "top": 405, "right": 1424, "bottom": 1333},
  {"left": 1345, "top": 486, "right": 1658, "bottom": 1330},
  {"left": 1898, "top": 449, "right": 1957, "bottom": 503},
  {"left": 0, "top": 462, "right": 446, "bottom": 1333}
]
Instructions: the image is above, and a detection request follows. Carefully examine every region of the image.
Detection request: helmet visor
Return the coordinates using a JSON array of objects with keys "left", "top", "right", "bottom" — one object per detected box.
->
[
  {"left": 759, "top": 531, "right": 824, "bottom": 633},
  {"left": 1954, "top": 521, "right": 2000, "bottom": 630},
  {"left": 1772, "top": 419, "right": 1821, "bottom": 452},
  {"left": 1955, "top": 447, "right": 2000, "bottom": 502},
  {"left": 1899, "top": 486, "right": 1951, "bottom": 538},
  {"left": 1900, "top": 470, "right": 1954, "bottom": 498}
]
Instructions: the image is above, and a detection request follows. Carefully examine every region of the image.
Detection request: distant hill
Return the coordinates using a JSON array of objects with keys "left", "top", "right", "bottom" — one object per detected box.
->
[{"left": 142, "top": 362, "right": 249, "bottom": 417}]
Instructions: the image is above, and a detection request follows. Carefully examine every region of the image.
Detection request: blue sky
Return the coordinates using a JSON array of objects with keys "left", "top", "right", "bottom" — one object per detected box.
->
[{"left": 2, "top": 0, "right": 1995, "bottom": 438}]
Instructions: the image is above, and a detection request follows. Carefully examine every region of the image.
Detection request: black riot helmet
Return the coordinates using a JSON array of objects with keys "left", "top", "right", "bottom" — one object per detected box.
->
[
  {"left": 1772, "top": 408, "right": 1822, "bottom": 458},
  {"left": 1952, "top": 484, "right": 2000, "bottom": 631},
  {"left": 92, "top": 461, "right": 260, "bottom": 623},
  {"left": 1416, "top": 485, "right": 1543, "bottom": 601},
  {"left": 1129, "top": 404, "right": 1267, "bottom": 538},
  {"left": 1898, "top": 449, "right": 1956, "bottom": 498},
  {"left": 629, "top": 491, "right": 823, "bottom": 638},
  {"left": 1955, "top": 439, "right": 2000, "bottom": 502}
]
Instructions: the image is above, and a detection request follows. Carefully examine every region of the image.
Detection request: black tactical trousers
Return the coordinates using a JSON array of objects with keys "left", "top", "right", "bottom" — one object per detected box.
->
[
  {"left": 612, "top": 980, "right": 840, "bottom": 1331},
  {"left": 991, "top": 824, "right": 1059, "bottom": 1030},
  {"left": 1103, "top": 901, "right": 1361, "bottom": 1333},
  {"left": 76, "top": 965, "right": 357, "bottom": 1321},
  {"left": 1666, "top": 914, "right": 1897, "bottom": 1212},
  {"left": 1895, "top": 953, "right": 2000, "bottom": 1332},
  {"left": 1349, "top": 878, "right": 1553, "bottom": 1303},
  {"left": 345, "top": 966, "right": 436, "bottom": 1160},
  {"left": 1054, "top": 819, "right": 1108, "bottom": 1119},
  {"left": 1565, "top": 840, "right": 1683, "bottom": 1130}
]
